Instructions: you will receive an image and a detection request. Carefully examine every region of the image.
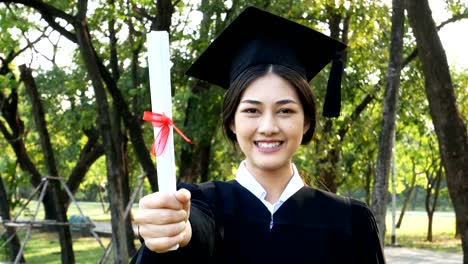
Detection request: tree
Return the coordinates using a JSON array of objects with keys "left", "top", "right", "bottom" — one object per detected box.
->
[
  {"left": 20, "top": 64, "right": 75, "bottom": 262},
  {"left": 406, "top": 0, "right": 468, "bottom": 262},
  {"left": 423, "top": 157, "right": 443, "bottom": 242},
  {"left": 371, "top": 0, "right": 405, "bottom": 245},
  {"left": 396, "top": 159, "right": 418, "bottom": 228}
]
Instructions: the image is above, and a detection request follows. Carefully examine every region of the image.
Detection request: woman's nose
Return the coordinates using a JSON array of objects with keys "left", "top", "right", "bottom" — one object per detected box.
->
[{"left": 257, "top": 112, "right": 279, "bottom": 135}]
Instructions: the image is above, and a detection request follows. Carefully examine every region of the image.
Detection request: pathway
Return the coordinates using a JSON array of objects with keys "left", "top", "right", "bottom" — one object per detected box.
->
[{"left": 384, "top": 246, "right": 462, "bottom": 263}]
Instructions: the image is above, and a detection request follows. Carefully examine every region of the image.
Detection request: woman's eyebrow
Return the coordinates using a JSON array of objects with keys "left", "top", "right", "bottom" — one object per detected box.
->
[
  {"left": 275, "top": 99, "right": 298, "bottom": 105},
  {"left": 240, "top": 99, "right": 298, "bottom": 105},
  {"left": 239, "top": 99, "right": 261, "bottom": 105}
]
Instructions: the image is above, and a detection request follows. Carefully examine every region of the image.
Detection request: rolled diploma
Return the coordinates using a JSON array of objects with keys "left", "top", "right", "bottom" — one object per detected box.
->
[
  {"left": 147, "top": 31, "right": 179, "bottom": 249},
  {"left": 147, "top": 31, "right": 176, "bottom": 193}
]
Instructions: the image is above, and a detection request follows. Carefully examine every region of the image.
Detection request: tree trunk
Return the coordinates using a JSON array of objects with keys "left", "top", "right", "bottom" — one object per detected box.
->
[
  {"left": 318, "top": 136, "right": 339, "bottom": 193},
  {"left": 108, "top": 4, "right": 136, "bottom": 254},
  {"left": 152, "top": 0, "right": 174, "bottom": 31},
  {"left": 397, "top": 160, "right": 417, "bottom": 228},
  {"left": 427, "top": 211, "right": 434, "bottom": 242},
  {"left": 371, "top": 0, "right": 405, "bottom": 246},
  {"left": 406, "top": 1, "right": 468, "bottom": 262},
  {"left": 20, "top": 64, "right": 75, "bottom": 263},
  {"left": 112, "top": 106, "right": 136, "bottom": 256},
  {"left": 411, "top": 186, "right": 419, "bottom": 211},
  {"left": 425, "top": 164, "right": 442, "bottom": 242},
  {"left": 365, "top": 162, "right": 373, "bottom": 206},
  {"left": 0, "top": 177, "right": 25, "bottom": 263},
  {"left": 74, "top": 2, "right": 128, "bottom": 261}
]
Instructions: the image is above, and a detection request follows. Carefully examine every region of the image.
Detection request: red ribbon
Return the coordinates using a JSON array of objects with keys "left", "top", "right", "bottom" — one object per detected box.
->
[{"left": 143, "top": 111, "right": 192, "bottom": 156}]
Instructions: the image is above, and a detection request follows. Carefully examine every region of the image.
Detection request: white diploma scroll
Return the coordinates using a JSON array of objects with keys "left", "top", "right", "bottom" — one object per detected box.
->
[
  {"left": 147, "top": 31, "right": 177, "bottom": 194},
  {"left": 147, "top": 31, "right": 179, "bottom": 250}
]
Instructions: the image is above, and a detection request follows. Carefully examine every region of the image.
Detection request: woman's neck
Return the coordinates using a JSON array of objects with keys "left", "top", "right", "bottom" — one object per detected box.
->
[{"left": 246, "top": 163, "right": 294, "bottom": 204}]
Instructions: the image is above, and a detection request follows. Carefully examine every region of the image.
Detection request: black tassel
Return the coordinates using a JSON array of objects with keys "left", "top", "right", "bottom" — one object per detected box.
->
[{"left": 323, "top": 51, "right": 344, "bottom": 117}]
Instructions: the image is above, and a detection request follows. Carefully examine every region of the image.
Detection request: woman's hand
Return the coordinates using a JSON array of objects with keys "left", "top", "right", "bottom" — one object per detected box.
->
[{"left": 133, "top": 188, "right": 192, "bottom": 253}]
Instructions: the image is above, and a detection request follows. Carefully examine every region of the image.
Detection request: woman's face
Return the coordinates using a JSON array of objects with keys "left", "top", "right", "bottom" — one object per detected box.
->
[{"left": 230, "top": 73, "right": 309, "bottom": 177}]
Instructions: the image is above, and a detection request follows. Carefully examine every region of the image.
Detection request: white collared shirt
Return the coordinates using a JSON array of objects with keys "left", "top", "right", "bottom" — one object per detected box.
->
[{"left": 235, "top": 160, "right": 305, "bottom": 216}]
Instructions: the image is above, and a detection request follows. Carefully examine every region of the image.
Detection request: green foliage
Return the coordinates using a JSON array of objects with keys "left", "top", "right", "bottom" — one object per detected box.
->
[
  {"left": 446, "top": 0, "right": 468, "bottom": 15},
  {"left": 0, "top": 155, "right": 29, "bottom": 211},
  {"left": 452, "top": 70, "right": 468, "bottom": 124},
  {"left": 0, "top": 8, "right": 28, "bottom": 52},
  {"left": 31, "top": 66, "right": 98, "bottom": 177},
  {"left": 44, "top": 0, "right": 75, "bottom": 11},
  {"left": 0, "top": 74, "right": 17, "bottom": 93}
]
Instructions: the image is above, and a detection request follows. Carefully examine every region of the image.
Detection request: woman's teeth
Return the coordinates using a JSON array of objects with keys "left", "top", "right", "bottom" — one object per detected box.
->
[{"left": 255, "top": 142, "right": 282, "bottom": 148}]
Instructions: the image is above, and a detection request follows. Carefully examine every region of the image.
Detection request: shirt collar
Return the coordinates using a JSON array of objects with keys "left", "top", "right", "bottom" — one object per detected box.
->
[{"left": 235, "top": 160, "right": 304, "bottom": 204}]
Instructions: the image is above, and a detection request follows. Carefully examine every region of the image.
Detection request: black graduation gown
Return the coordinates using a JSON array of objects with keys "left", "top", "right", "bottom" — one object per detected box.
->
[{"left": 130, "top": 180, "right": 385, "bottom": 263}]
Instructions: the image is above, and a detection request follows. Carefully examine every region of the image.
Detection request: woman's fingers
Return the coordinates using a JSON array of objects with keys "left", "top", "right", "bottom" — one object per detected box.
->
[
  {"left": 174, "top": 188, "right": 191, "bottom": 203},
  {"left": 175, "top": 188, "right": 191, "bottom": 221},
  {"left": 144, "top": 231, "right": 187, "bottom": 253},
  {"left": 139, "top": 220, "right": 187, "bottom": 238},
  {"left": 138, "top": 191, "right": 184, "bottom": 210},
  {"left": 134, "top": 208, "right": 187, "bottom": 225}
]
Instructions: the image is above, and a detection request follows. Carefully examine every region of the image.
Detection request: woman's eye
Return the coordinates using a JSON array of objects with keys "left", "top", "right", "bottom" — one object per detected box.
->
[
  {"left": 278, "top": 108, "right": 295, "bottom": 114},
  {"left": 241, "top": 108, "right": 259, "bottom": 114}
]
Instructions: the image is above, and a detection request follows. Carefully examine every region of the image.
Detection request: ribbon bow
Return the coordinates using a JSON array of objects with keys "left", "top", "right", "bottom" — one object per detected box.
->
[{"left": 143, "top": 111, "right": 192, "bottom": 156}]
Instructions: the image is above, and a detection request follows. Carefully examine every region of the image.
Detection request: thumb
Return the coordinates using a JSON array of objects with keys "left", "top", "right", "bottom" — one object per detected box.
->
[{"left": 175, "top": 188, "right": 191, "bottom": 219}]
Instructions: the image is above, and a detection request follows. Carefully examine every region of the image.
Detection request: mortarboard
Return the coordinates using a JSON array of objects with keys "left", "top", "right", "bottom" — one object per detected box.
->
[{"left": 185, "top": 6, "right": 347, "bottom": 117}]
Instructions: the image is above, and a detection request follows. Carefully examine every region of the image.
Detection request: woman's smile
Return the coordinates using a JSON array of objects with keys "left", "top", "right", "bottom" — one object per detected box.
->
[{"left": 254, "top": 140, "right": 284, "bottom": 152}]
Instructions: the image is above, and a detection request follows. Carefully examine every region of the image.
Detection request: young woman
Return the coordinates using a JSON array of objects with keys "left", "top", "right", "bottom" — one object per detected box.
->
[{"left": 131, "top": 6, "right": 385, "bottom": 264}]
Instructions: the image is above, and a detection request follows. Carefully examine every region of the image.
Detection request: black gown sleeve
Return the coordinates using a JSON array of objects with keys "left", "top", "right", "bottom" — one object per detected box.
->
[
  {"left": 350, "top": 200, "right": 386, "bottom": 264},
  {"left": 129, "top": 182, "right": 219, "bottom": 263}
]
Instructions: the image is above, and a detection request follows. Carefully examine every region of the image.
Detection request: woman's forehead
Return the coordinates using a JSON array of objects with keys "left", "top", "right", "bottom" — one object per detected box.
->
[{"left": 239, "top": 74, "right": 301, "bottom": 104}]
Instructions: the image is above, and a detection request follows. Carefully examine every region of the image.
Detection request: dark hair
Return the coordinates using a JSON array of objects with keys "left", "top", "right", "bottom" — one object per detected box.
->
[{"left": 222, "top": 64, "right": 317, "bottom": 146}]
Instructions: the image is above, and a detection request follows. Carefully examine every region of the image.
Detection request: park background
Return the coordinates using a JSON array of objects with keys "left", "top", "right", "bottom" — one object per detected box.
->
[{"left": 0, "top": 0, "right": 467, "bottom": 263}]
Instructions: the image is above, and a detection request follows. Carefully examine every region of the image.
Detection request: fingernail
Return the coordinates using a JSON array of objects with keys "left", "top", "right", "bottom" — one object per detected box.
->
[{"left": 180, "top": 231, "right": 186, "bottom": 239}]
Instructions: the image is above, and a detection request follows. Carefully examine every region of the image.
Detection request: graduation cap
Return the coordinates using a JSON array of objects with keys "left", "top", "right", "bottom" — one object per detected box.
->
[{"left": 185, "top": 6, "right": 347, "bottom": 117}]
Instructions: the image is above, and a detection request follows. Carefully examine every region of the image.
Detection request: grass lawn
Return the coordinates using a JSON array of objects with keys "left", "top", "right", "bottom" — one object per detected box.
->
[
  {"left": 10, "top": 200, "right": 120, "bottom": 222},
  {"left": 1, "top": 201, "right": 462, "bottom": 263},
  {"left": 0, "top": 229, "right": 142, "bottom": 263},
  {"left": 24, "top": 231, "right": 113, "bottom": 264},
  {"left": 385, "top": 211, "right": 461, "bottom": 253}
]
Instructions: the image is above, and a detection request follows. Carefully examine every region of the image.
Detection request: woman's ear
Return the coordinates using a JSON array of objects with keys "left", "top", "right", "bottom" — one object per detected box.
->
[
  {"left": 230, "top": 121, "right": 236, "bottom": 134},
  {"left": 303, "top": 120, "right": 310, "bottom": 135}
]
